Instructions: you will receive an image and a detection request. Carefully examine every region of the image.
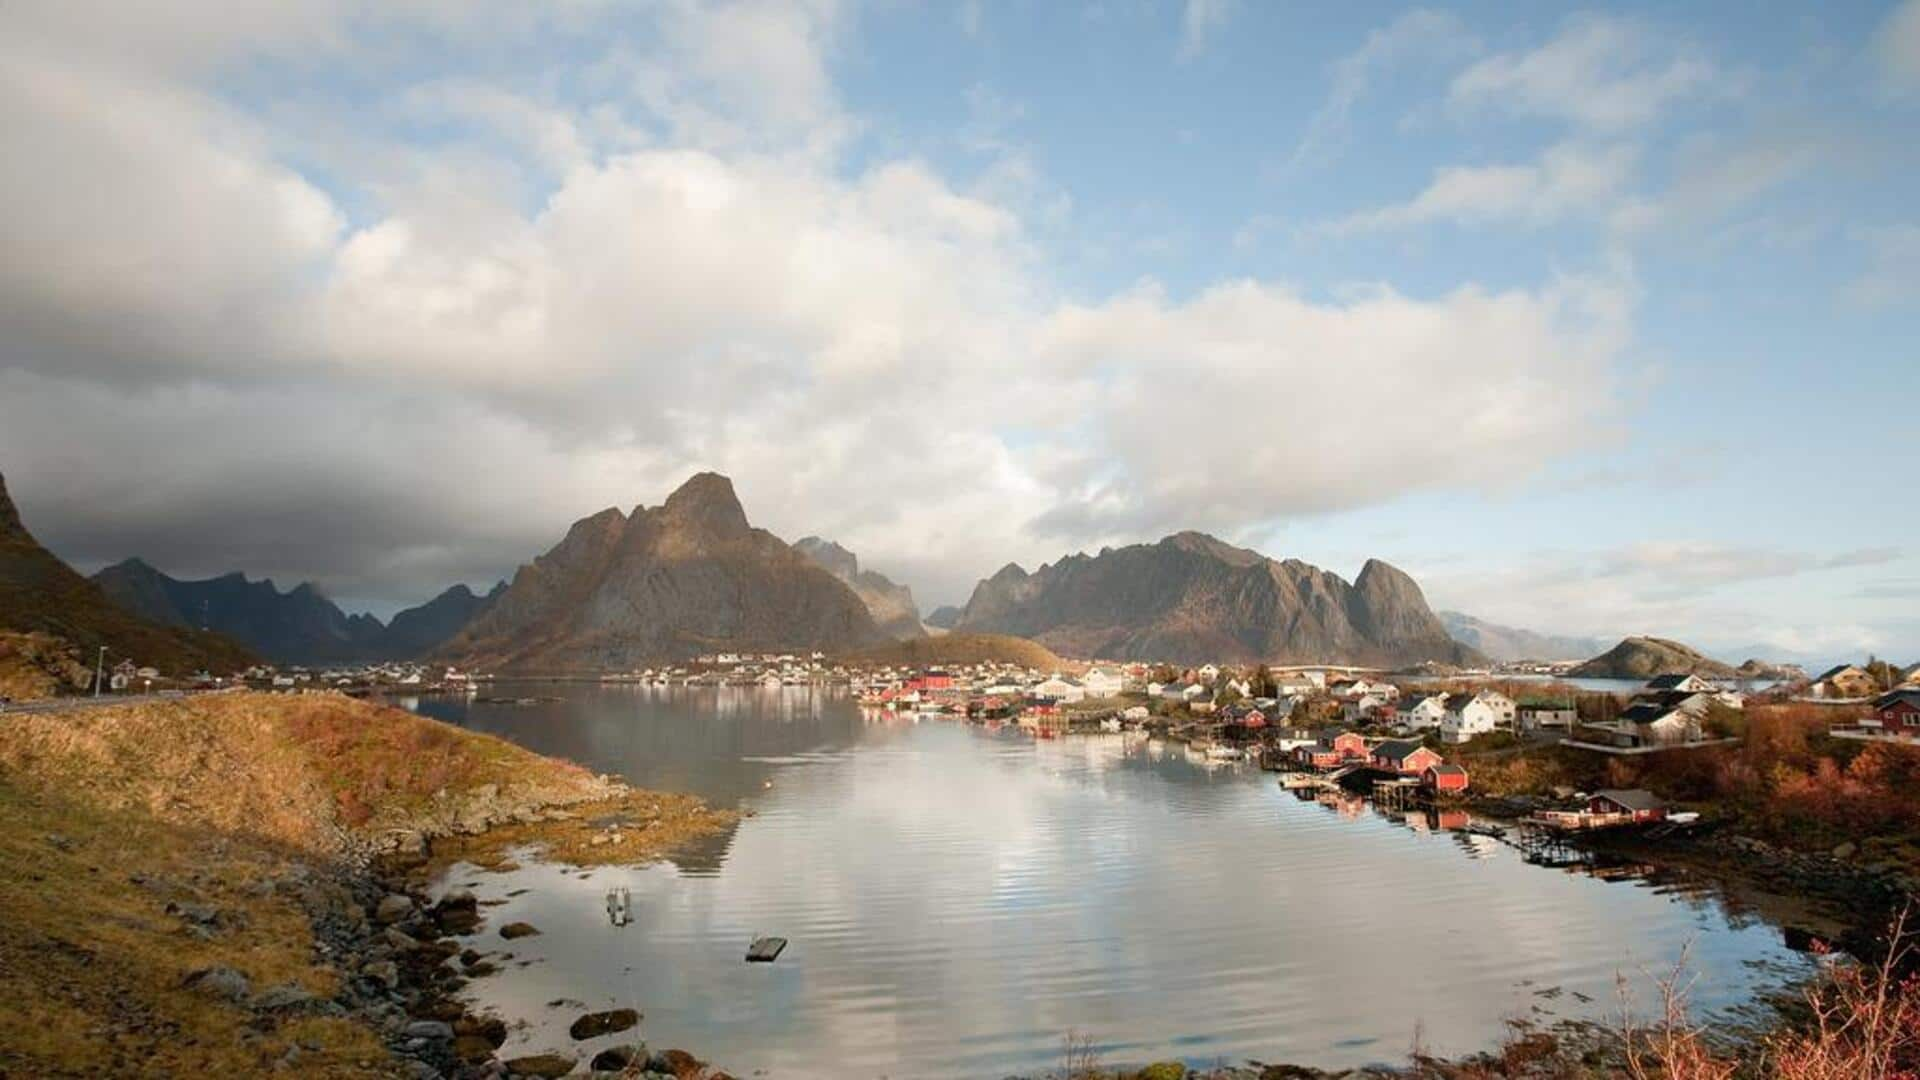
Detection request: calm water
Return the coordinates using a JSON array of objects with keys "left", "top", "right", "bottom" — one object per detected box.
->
[{"left": 412, "top": 683, "right": 1808, "bottom": 1078}]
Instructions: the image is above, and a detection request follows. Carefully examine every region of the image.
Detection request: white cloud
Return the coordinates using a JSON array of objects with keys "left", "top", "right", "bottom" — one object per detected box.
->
[
  {"left": 0, "top": 0, "right": 1640, "bottom": 616},
  {"left": 1328, "top": 142, "right": 1637, "bottom": 232},
  {"left": 1288, "top": 9, "right": 1480, "bottom": 169},
  {"left": 1449, "top": 14, "right": 1723, "bottom": 131},
  {"left": 1177, "top": 0, "right": 1237, "bottom": 62},
  {"left": 1880, "top": 0, "right": 1920, "bottom": 93}
]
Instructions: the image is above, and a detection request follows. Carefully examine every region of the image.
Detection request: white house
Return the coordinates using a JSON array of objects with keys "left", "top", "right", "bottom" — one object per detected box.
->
[
  {"left": 1342, "top": 692, "right": 1390, "bottom": 724},
  {"left": 1442, "top": 690, "right": 1515, "bottom": 743},
  {"left": 1033, "top": 675, "right": 1085, "bottom": 704},
  {"left": 1345, "top": 679, "right": 1399, "bottom": 700},
  {"left": 1644, "top": 673, "right": 1716, "bottom": 695},
  {"left": 1197, "top": 663, "right": 1221, "bottom": 683},
  {"left": 1402, "top": 694, "right": 1449, "bottom": 730},
  {"left": 1081, "top": 667, "right": 1126, "bottom": 697}
]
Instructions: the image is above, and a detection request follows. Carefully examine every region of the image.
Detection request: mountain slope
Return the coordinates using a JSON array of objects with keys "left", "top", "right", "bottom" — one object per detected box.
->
[
  {"left": 844, "top": 633, "right": 1069, "bottom": 672},
  {"left": 792, "top": 537, "right": 925, "bottom": 640},
  {"left": 0, "top": 472, "right": 256, "bottom": 676},
  {"left": 1439, "top": 612, "right": 1606, "bottom": 663},
  {"left": 378, "top": 581, "right": 506, "bottom": 660},
  {"left": 1568, "top": 636, "right": 1736, "bottom": 679},
  {"left": 924, "top": 605, "right": 963, "bottom": 630},
  {"left": 440, "top": 473, "right": 889, "bottom": 670},
  {"left": 951, "top": 532, "right": 1479, "bottom": 667}
]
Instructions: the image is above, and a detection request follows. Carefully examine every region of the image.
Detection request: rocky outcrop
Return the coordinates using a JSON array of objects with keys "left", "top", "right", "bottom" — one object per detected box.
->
[
  {"left": 440, "top": 473, "right": 889, "bottom": 669},
  {"left": 1568, "top": 636, "right": 1736, "bottom": 679},
  {"left": 0, "top": 471, "right": 257, "bottom": 676},
  {"left": 793, "top": 536, "right": 925, "bottom": 640},
  {"left": 1439, "top": 611, "right": 1605, "bottom": 663},
  {"left": 950, "top": 532, "right": 1479, "bottom": 667}
]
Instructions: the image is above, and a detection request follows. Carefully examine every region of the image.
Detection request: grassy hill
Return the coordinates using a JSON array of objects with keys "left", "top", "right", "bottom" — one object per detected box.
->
[
  {"left": 843, "top": 632, "right": 1074, "bottom": 672},
  {"left": 0, "top": 472, "right": 257, "bottom": 679},
  {"left": 1568, "top": 635, "right": 1736, "bottom": 679}
]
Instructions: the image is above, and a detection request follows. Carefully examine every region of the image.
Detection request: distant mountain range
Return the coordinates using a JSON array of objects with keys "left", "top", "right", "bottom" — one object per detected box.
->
[
  {"left": 949, "top": 531, "right": 1480, "bottom": 668},
  {"left": 0, "top": 472, "right": 257, "bottom": 676},
  {"left": 438, "top": 473, "right": 889, "bottom": 670},
  {"left": 92, "top": 558, "right": 504, "bottom": 666},
  {"left": 1438, "top": 612, "right": 1606, "bottom": 664},
  {"left": 792, "top": 537, "right": 925, "bottom": 640},
  {"left": 924, "top": 605, "right": 963, "bottom": 630}
]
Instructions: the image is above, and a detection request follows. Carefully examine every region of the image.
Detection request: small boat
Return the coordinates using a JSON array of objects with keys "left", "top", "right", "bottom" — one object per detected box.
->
[
  {"left": 746, "top": 936, "right": 787, "bottom": 963},
  {"left": 1206, "top": 745, "right": 1245, "bottom": 760}
]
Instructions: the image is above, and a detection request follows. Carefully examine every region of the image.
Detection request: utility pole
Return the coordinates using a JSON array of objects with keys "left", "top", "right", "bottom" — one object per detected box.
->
[{"left": 93, "top": 646, "right": 106, "bottom": 697}]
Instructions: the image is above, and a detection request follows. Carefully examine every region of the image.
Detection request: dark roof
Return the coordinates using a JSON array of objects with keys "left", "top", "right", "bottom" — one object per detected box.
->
[
  {"left": 1645, "top": 674, "right": 1700, "bottom": 690},
  {"left": 1618, "top": 702, "right": 1672, "bottom": 725},
  {"left": 1426, "top": 763, "right": 1468, "bottom": 776},
  {"left": 1592, "top": 789, "right": 1665, "bottom": 812},
  {"left": 1371, "top": 738, "right": 1427, "bottom": 763},
  {"left": 1875, "top": 689, "right": 1920, "bottom": 709}
]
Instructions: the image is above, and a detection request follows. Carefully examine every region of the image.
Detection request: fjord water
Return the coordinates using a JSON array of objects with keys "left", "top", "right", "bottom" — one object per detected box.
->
[{"left": 415, "top": 684, "right": 1806, "bottom": 1078}]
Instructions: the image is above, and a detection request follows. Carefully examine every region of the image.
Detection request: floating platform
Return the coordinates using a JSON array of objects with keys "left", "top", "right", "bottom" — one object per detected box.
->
[{"left": 746, "top": 936, "right": 787, "bottom": 963}]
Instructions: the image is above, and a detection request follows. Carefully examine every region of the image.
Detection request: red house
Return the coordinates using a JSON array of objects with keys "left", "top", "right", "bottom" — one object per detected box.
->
[
  {"left": 1588, "top": 789, "right": 1666, "bottom": 823},
  {"left": 1369, "top": 739, "right": 1443, "bottom": 776},
  {"left": 1294, "top": 730, "right": 1369, "bottom": 769},
  {"left": 1867, "top": 690, "right": 1920, "bottom": 737},
  {"left": 1241, "top": 709, "right": 1267, "bottom": 729},
  {"left": 1423, "top": 763, "right": 1470, "bottom": 794}
]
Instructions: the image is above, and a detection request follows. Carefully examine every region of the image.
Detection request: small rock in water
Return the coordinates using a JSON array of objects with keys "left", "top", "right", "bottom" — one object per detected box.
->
[
  {"left": 499, "top": 921, "right": 541, "bottom": 940},
  {"left": 590, "top": 1043, "right": 647, "bottom": 1071},
  {"left": 404, "top": 1020, "right": 455, "bottom": 1041},
  {"left": 569, "top": 1007, "right": 640, "bottom": 1040},
  {"left": 503, "top": 1052, "right": 576, "bottom": 1078}
]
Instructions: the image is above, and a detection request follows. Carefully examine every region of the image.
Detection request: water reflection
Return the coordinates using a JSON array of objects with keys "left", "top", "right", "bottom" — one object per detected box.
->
[{"left": 416, "top": 683, "right": 1811, "bottom": 1079}]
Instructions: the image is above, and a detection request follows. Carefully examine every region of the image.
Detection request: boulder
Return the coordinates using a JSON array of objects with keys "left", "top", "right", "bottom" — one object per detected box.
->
[
  {"left": 456, "top": 1014, "right": 509, "bottom": 1048},
  {"left": 250, "top": 983, "right": 329, "bottom": 1014},
  {"left": 500, "top": 921, "right": 541, "bottom": 940},
  {"left": 453, "top": 1033, "right": 497, "bottom": 1064},
  {"left": 569, "top": 1008, "right": 640, "bottom": 1040},
  {"left": 375, "top": 893, "right": 415, "bottom": 924},
  {"left": 361, "top": 959, "right": 400, "bottom": 990},
  {"left": 504, "top": 1053, "right": 576, "bottom": 1077},
  {"left": 646, "top": 1048, "right": 701, "bottom": 1077},
  {"left": 589, "top": 1043, "right": 646, "bottom": 1072},
  {"left": 404, "top": 1020, "right": 456, "bottom": 1042},
  {"left": 182, "top": 965, "right": 251, "bottom": 1003}
]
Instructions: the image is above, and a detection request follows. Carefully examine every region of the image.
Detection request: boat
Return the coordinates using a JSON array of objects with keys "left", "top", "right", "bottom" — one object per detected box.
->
[
  {"left": 1205, "top": 745, "right": 1245, "bottom": 761},
  {"left": 746, "top": 936, "right": 787, "bottom": 963}
]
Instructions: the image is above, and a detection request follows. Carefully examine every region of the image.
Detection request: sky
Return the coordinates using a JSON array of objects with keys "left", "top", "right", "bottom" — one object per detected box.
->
[{"left": 0, "top": 0, "right": 1915, "bottom": 664}]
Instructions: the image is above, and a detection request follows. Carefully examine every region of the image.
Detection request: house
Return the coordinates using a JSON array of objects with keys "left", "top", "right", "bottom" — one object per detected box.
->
[
  {"left": 1442, "top": 690, "right": 1514, "bottom": 743},
  {"left": 1342, "top": 692, "right": 1391, "bottom": 724},
  {"left": 1645, "top": 673, "right": 1716, "bottom": 694},
  {"left": 1032, "top": 675, "right": 1085, "bottom": 704},
  {"left": 109, "top": 658, "right": 138, "bottom": 691},
  {"left": 1081, "top": 667, "right": 1126, "bottom": 697},
  {"left": 1197, "top": 663, "right": 1221, "bottom": 683},
  {"left": 1294, "top": 729, "right": 1369, "bottom": 769},
  {"left": 1369, "top": 738, "right": 1443, "bottom": 776},
  {"left": 1811, "top": 664, "right": 1876, "bottom": 700},
  {"left": 1588, "top": 789, "right": 1667, "bottom": 823},
  {"left": 1271, "top": 728, "right": 1321, "bottom": 752},
  {"left": 1239, "top": 708, "right": 1268, "bottom": 729},
  {"left": 1345, "top": 679, "right": 1399, "bottom": 700},
  {"left": 1518, "top": 704, "right": 1577, "bottom": 732},
  {"left": 1603, "top": 698, "right": 1704, "bottom": 746},
  {"left": 1402, "top": 694, "right": 1449, "bottom": 730},
  {"left": 1179, "top": 683, "right": 1210, "bottom": 702},
  {"left": 1864, "top": 689, "right": 1920, "bottom": 738},
  {"left": 1423, "top": 763, "right": 1470, "bottom": 794}
]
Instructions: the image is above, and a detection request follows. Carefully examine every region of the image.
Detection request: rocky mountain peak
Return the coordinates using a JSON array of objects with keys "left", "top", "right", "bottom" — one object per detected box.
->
[
  {"left": 793, "top": 536, "right": 858, "bottom": 579},
  {"left": 0, "top": 472, "right": 26, "bottom": 538},
  {"left": 659, "top": 472, "right": 751, "bottom": 536}
]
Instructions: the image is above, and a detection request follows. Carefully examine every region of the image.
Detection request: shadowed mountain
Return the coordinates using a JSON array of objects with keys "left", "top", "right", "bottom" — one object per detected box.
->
[
  {"left": 792, "top": 537, "right": 925, "bottom": 640},
  {"left": 439, "top": 473, "right": 888, "bottom": 670},
  {"left": 924, "top": 605, "right": 963, "bottom": 630},
  {"left": 951, "top": 531, "right": 1480, "bottom": 667},
  {"left": 0, "top": 472, "right": 256, "bottom": 676},
  {"left": 94, "top": 560, "right": 507, "bottom": 665},
  {"left": 1439, "top": 611, "right": 1607, "bottom": 663}
]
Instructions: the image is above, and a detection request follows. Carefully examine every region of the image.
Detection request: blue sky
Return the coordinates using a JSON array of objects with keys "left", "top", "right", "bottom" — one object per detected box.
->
[{"left": 0, "top": 1, "right": 1915, "bottom": 663}]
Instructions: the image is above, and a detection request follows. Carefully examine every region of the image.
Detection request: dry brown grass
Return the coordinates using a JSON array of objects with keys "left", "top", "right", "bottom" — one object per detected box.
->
[
  {"left": 0, "top": 630, "right": 90, "bottom": 701},
  {"left": 0, "top": 692, "right": 608, "bottom": 852},
  {"left": 428, "top": 788, "right": 738, "bottom": 872},
  {"left": 0, "top": 777, "right": 396, "bottom": 1078}
]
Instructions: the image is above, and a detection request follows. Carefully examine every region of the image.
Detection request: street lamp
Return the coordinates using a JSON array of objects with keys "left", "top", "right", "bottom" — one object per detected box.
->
[{"left": 93, "top": 646, "right": 107, "bottom": 697}]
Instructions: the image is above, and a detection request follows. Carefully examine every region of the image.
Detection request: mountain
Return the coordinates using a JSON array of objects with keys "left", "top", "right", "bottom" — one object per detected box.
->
[
  {"left": 93, "top": 559, "right": 507, "bottom": 665},
  {"left": 949, "top": 531, "right": 1481, "bottom": 667},
  {"left": 378, "top": 581, "right": 506, "bottom": 660},
  {"left": 1439, "top": 611, "right": 1606, "bottom": 663},
  {"left": 1568, "top": 636, "right": 1737, "bottom": 680},
  {"left": 924, "top": 605, "right": 963, "bottom": 630},
  {"left": 843, "top": 633, "right": 1069, "bottom": 672},
  {"left": 95, "top": 558, "right": 385, "bottom": 665},
  {"left": 440, "top": 473, "right": 889, "bottom": 670},
  {"left": 0, "top": 472, "right": 256, "bottom": 676},
  {"left": 792, "top": 537, "right": 925, "bottom": 640}
]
